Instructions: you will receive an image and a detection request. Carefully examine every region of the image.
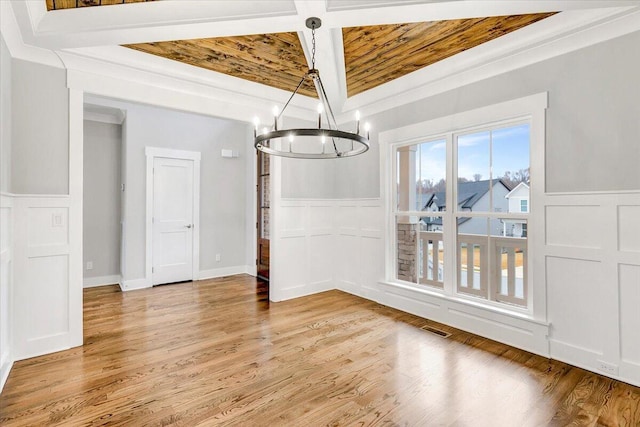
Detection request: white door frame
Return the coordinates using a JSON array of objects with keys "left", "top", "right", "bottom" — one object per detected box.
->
[{"left": 145, "top": 147, "right": 201, "bottom": 285}]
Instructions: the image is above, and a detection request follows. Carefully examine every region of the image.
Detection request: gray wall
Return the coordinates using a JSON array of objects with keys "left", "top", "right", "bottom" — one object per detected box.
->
[
  {"left": 280, "top": 117, "right": 380, "bottom": 199},
  {"left": 11, "top": 59, "right": 69, "bottom": 195},
  {"left": 91, "top": 99, "right": 251, "bottom": 280},
  {"left": 280, "top": 117, "right": 336, "bottom": 199},
  {"left": 83, "top": 120, "right": 122, "bottom": 279},
  {"left": 327, "top": 29, "right": 640, "bottom": 199},
  {"left": 0, "top": 36, "right": 11, "bottom": 193}
]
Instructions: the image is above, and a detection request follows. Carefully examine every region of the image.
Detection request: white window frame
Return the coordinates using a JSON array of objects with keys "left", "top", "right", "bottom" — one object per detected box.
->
[
  {"left": 380, "top": 93, "right": 547, "bottom": 320},
  {"left": 452, "top": 120, "right": 530, "bottom": 307}
]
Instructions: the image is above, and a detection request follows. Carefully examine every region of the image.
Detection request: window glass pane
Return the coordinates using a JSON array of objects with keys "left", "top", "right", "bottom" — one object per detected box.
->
[
  {"left": 492, "top": 124, "right": 530, "bottom": 212},
  {"left": 495, "top": 219, "right": 527, "bottom": 305},
  {"left": 416, "top": 139, "right": 446, "bottom": 212},
  {"left": 457, "top": 217, "right": 489, "bottom": 299},
  {"left": 396, "top": 216, "right": 418, "bottom": 284},
  {"left": 457, "top": 131, "right": 490, "bottom": 213},
  {"left": 396, "top": 140, "right": 446, "bottom": 213},
  {"left": 418, "top": 221, "right": 444, "bottom": 288}
]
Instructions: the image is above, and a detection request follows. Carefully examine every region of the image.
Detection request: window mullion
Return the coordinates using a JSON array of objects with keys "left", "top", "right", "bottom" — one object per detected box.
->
[{"left": 443, "top": 132, "right": 456, "bottom": 296}]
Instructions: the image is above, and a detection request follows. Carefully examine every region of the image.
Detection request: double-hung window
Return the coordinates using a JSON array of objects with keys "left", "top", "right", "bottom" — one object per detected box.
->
[{"left": 386, "top": 94, "right": 546, "bottom": 315}]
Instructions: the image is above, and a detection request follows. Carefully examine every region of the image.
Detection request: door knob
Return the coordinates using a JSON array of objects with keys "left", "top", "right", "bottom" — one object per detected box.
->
[{"left": 185, "top": 224, "right": 192, "bottom": 228}]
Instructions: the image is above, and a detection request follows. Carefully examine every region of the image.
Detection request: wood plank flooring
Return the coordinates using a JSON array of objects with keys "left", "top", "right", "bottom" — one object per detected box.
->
[{"left": 1, "top": 275, "right": 639, "bottom": 426}]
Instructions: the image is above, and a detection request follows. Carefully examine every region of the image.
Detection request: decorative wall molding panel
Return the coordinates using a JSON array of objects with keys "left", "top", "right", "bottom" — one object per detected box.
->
[
  {"left": 271, "top": 200, "right": 336, "bottom": 302},
  {"left": 11, "top": 196, "right": 82, "bottom": 361},
  {"left": 334, "top": 201, "right": 385, "bottom": 302}
]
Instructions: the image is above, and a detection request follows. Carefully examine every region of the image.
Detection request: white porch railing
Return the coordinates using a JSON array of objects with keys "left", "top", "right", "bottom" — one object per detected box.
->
[
  {"left": 419, "top": 231, "right": 444, "bottom": 288},
  {"left": 457, "top": 233, "right": 527, "bottom": 306}
]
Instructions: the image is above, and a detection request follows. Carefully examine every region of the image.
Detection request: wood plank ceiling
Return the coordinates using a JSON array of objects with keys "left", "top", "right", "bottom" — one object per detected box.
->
[
  {"left": 124, "top": 33, "right": 318, "bottom": 98},
  {"left": 343, "top": 13, "right": 555, "bottom": 97},
  {"left": 46, "top": 0, "right": 153, "bottom": 11}
]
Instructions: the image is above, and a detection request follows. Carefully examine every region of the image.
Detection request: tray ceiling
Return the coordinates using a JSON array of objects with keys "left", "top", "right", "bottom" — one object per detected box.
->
[{"left": 124, "top": 13, "right": 554, "bottom": 99}]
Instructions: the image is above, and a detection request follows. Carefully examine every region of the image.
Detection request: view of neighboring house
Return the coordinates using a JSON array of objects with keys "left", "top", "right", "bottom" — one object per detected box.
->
[
  {"left": 420, "top": 179, "right": 511, "bottom": 235},
  {"left": 503, "top": 182, "right": 530, "bottom": 237}
]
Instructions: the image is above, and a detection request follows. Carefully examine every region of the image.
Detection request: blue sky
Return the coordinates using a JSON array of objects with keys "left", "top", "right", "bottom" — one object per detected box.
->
[{"left": 416, "top": 123, "right": 530, "bottom": 183}]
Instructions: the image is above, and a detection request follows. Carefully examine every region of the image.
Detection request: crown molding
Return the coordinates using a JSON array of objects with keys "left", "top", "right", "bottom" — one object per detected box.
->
[
  {"left": 0, "top": 1, "right": 63, "bottom": 68},
  {"left": 83, "top": 104, "right": 126, "bottom": 125}
]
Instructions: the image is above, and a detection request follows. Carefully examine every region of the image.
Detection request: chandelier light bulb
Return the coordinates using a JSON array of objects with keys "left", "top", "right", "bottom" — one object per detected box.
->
[
  {"left": 317, "top": 103, "right": 324, "bottom": 114},
  {"left": 272, "top": 106, "right": 279, "bottom": 131},
  {"left": 288, "top": 133, "right": 294, "bottom": 143},
  {"left": 355, "top": 110, "right": 361, "bottom": 121},
  {"left": 321, "top": 135, "right": 326, "bottom": 145},
  {"left": 364, "top": 122, "right": 371, "bottom": 132}
]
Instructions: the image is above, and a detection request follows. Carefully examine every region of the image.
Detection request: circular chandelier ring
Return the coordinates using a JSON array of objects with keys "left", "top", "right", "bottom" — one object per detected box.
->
[{"left": 255, "top": 128, "right": 370, "bottom": 159}]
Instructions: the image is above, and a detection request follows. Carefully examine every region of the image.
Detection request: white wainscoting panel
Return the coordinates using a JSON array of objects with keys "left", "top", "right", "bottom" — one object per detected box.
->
[
  {"left": 546, "top": 257, "right": 602, "bottom": 353},
  {"left": 27, "top": 255, "right": 69, "bottom": 339},
  {"left": 619, "top": 264, "right": 640, "bottom": 365},
  {"left": 309, "top": 234, "right": 333, "bottom": 285},
  {"left": 271, "top": 199, "right": 381, "bottom": 302},
  {"left": 0, "top": 193, "right": 14, "bottom": 392},
  {"left": 618, "top": 205, "right": 640, "bottom": 253},
  {"left": 544, "top": 192, "right": 640, "bottom": 386},
  {"left": 545, "top": 205, "right": 601, "bottom": 249},
  {"left": 335, "top": 201, "right": 384, "bottom": 299},
  {"left": 12, "top": 196, "right": 81, "bottom": 361}
]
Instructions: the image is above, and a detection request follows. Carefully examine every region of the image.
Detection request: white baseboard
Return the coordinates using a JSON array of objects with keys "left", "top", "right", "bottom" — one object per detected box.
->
[
  {"left": 547, "top": 339, "right": 640, "bottom": 387},
  {"left": 120, "top": 266, "right": 254, "bottom": 292},
  {"left": 0, "top": 351, "right": 13, "bottom": 393},
  {"left": 198, "top": 265, "right": 250, "bottom": 281},
  {"left": 83, "top": 274, "right": 121, "bottom": 288},
  {"left": 120, "top": 277, "right": 151, "bottom": 292},
  {"left": 619, "top": 360, "right": 640, "bottom": 387},
  {"left": 271, "top": 280, "right": 334, "bottom": 302},
  {"left": 245, "top": 265, "right": 257, "bottom": 277}
]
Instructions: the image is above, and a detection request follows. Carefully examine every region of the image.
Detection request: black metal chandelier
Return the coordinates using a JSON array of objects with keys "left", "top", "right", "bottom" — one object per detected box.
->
[{"left": 253, "top": 17, "right": 371, "bottom": 159}]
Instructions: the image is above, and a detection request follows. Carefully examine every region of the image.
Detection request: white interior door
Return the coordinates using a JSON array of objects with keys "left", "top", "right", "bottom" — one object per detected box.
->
[{"left": 152, "top": 157, "right": 194, "bottom": 285}]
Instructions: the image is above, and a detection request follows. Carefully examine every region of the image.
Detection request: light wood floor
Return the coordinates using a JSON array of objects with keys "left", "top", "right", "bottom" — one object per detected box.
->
[{"left": 1, "top": 275, "right": 639, "bottom": 426}]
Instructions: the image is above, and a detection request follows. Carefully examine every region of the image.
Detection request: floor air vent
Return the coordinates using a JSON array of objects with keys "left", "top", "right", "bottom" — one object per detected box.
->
[{"left": 420, "top": 325, "right": 451, "bottom": 338}]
